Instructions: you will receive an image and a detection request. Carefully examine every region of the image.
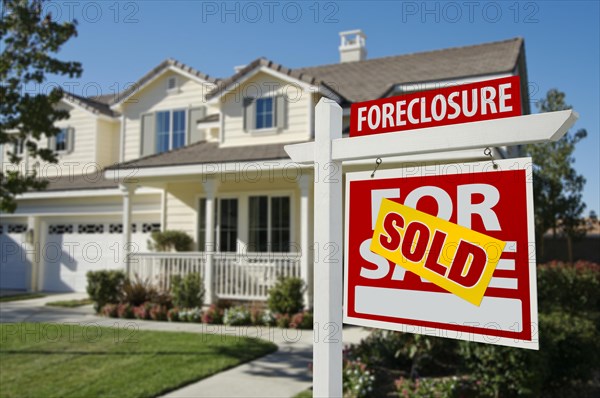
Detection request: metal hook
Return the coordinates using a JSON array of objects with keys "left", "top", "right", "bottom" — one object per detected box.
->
[
  {"left": 371, "top": 158, "right": 382, "bottom": 178},
  {"left": 484, "top": 147, "right": 498, "bottom": 169}
]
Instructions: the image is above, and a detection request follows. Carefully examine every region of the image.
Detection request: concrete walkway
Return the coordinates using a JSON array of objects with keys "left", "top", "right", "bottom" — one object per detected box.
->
[{"left": 0, "top": 293, "right": 371, "bottom": 397}]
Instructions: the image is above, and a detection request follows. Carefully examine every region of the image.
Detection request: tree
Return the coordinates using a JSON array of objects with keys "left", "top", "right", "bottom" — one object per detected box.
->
[
  {"left": 0, "top": 0, "right": 82, "bottom": 212},
  {"left": 525, "top": 89, "right": 587, "bottom": 263}
]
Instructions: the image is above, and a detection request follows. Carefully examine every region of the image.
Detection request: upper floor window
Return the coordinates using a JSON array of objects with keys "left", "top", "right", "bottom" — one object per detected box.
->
[
  {"left": 13, "top": 138, "right": 25, "bottom": 155},
  {"left": 156, "top": 110, "right": 186, "bottom": 154},
  {"left": 167, "top": 76, "right": 179, "bottom": 94},
  {"left": 256, "top": 98, "right": 273, "bottom": 129},
  {"left": 55, "top": 128, "right": 67, "bottom": 152},
  {"left": 49, "top": 128, "right": 73, "bottom": 153},
  {"left": 243, "top": 95, "right": 285, "bottom": 133}
]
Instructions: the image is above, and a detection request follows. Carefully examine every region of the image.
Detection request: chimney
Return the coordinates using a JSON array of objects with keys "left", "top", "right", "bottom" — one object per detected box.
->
[{"left": 339, "top": 30, "right": 367, "bottom": 63}]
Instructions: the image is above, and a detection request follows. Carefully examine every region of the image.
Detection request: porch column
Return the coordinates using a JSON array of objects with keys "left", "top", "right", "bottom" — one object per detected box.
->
[
  {"left": 120, "top": 183, "right": 136, "bottom": 274},
  {"left": 298, "top": 173, "right": 312, "bottom": 308},
  {"left": 203, "top": 178, "right": 217, "bottom": 305},
  {"left": 26, "top": 216, "right": 40, "bottom": 292}
]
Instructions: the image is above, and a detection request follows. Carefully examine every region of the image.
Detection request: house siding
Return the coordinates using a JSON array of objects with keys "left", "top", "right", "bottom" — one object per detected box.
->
[
  {"left": 221, "top": 71, "right": 312, "bottom": 147},
  {"left": 121, "top": 71, "right": 215, "bottom": 162}
]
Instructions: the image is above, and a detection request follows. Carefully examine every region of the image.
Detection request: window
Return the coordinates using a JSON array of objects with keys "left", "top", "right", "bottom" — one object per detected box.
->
[
  {"left": 156, "top": 110, "right": 186, "bottom": 154},
  {"left": 256, "top": 97, "right": 273, "bottom": 129},
  {"left": 55, "top": 129, "right": 67, "bottom": 151},
  {"left": 198, "top": 198, "right": 237, "bottom": 252},
  {"left": 13, "top": 138, "right": 25, "bottom": 155},
  {"left": 219, "top": 199, "right": 238, "bottom": 252},
  {"left": 248, "top": 196, "right": 290, "bottom": 252}
]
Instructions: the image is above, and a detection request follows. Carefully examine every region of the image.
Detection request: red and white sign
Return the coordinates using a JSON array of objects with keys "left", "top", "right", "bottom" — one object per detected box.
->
[
  {"left": 349, "top": 76, "right": 522, "bottom": 137},
  {"left": 343, "top": 158, "right": 539, "bottom": 349}
]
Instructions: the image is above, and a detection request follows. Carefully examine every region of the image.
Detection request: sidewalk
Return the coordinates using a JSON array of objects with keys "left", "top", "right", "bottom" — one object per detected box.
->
[{"left": 0, "top": 293, "right": 371, "bottom": 397}]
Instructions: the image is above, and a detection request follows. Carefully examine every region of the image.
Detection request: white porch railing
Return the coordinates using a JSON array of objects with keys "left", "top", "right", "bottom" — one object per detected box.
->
[
  {"left": 214, "top": 252, "right": 301, "bottom": 300},
  {"left": 128, "top": 252, "right": 301, "bottom": 301},
  {"left": 129, "top": 253, "right": 206, "bottom": 291}
]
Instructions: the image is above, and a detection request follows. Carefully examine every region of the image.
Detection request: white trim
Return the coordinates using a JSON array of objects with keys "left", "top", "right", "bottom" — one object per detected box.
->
[
  {"left": 0, "top": 210, "right": 160, "bottom": 218},
  {"left": 16, "top": 187, "right": 161, "bottom": 200},
  {"left": 111, "top": 64, "right": 213, "bottom": 110},
  {"left": 196, "top": 121, "right": 220, "bottom": 130},
  {"left": 105, "top": 158, "right": 308, "bottom": 180},
  {"left": 207, "top": 65, "right": 317, "bottom": 104},
  {"left": 391, "top": 73, "right": 513, "bottom": 95}
]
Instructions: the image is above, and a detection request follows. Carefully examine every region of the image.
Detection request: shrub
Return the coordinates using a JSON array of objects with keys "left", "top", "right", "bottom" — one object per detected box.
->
[
  {"left": 537, "top": 261, "right": 600, "bottom": 314},
  {"left": 275, "top": 313, "right": 290, "bottom": 329},
  {"left": 133, "top": 303, "right": 152, "bottom": 320},
  {"left": 167, "top": 308, "right": 180, "bottom": 322},
  {"left": 201, "top": 304, "right": 223, "bottom": 324},
  {"left": 343, "top": 357, "right": 375, "bottom": 398},
  {"left": 101, "top": 303, "right": 119, "bottom": 318},
  {"left": 86, "top": 270, "right": 126, "bottom": 312},
  {"left": 120, "top": 277, "right": 158, "bottom": 307},
  {"left": 149, "top": 304, "right": 168, "bottom": 321},
  {"left": 394, "top": 376, "right": 475, "bottom": 398},
  {"left": 223, "top": 305, "right": 252, "bottom": 326},
  {"left": 179, "top": 307, "right": 202, "bottom": 322},
  {"left": 117, "top": 303, "right": 134, "bottom": 319},
  {"left": 267, "top": 277, "right": 305, "bottom": 315},
  {"left": 170, "top": 273, "right": 204, "bottom": 309},
  {"left": 249, "top": 303, "right": 266, "bottom": 326},
  {"left": 290, "top": 311, "right": 313, "bottom": 330},
  {"left": 148, "top": 230, "right": 193, "bottom": 252}
]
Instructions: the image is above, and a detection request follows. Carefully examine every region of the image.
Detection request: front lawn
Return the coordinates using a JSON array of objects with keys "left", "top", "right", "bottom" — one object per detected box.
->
[
  {"left": 0, "top": 293, "right": 45, "bottom": 303},
  {"left": 45, "top": 298, "right": 93, "bottom": 308},
  {"left": 0, "top": 323, "right": 277, "bottom": 398}
]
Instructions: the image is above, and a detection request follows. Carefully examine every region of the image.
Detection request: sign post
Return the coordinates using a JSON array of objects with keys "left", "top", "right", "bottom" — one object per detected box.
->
[{"left": 286, "top": 93, "right": 578, "bottom": 397}]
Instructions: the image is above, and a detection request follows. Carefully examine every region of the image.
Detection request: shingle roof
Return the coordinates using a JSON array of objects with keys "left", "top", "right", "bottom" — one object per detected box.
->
[
  {"left": 43, "top": 173, "right": 119, "bottom": 191},
  {"left": 198, "top": 114, "right": 219, "bottom": 123},
  {"left": 107, "top": 140, "right": 295, "bottom": 170},
  {"left": 110, "top": 58, "right": 220, "bottom": 107},
  {"left": 206, "top": 37, "right": 523, "bottom": 103},
  {"left": 63, "top": 92, "right": 118, "bottom": 117},
  {"left": 296, "top": 37, "right": 523, "bottom": 102}
]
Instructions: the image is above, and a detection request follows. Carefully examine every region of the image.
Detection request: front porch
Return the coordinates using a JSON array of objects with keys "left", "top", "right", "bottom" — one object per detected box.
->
[{"left": 129, "top": 251, "right": 301, "bottom": 302}]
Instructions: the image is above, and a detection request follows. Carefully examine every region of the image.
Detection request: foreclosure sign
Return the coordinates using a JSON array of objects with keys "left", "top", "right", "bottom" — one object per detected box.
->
[
  {"left": 343, "top": 158, "right": 539, "bottom": 349},
  {"left": 349, "top": 76, "right": 522, "bottom": 137}
]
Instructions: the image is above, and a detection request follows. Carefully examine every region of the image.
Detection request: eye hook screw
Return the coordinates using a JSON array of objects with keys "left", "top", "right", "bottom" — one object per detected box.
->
[{"left": 371, "top": 158, "right": 383, "bottom": 178}]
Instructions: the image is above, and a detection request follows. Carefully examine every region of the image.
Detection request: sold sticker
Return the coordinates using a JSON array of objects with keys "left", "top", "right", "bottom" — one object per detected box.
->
[{"left": 371, "top": 198, "right": 506, "bottom": 306}]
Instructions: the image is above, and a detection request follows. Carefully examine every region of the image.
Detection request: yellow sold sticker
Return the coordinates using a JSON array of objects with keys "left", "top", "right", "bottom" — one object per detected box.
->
[{"left": 370, "top": 199, "right": 506, "bottom": 306}]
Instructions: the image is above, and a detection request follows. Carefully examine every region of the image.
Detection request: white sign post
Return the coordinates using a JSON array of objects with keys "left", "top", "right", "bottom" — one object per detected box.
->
[{"left": 285, "top": 98, "right": 577, "bottom": 397}]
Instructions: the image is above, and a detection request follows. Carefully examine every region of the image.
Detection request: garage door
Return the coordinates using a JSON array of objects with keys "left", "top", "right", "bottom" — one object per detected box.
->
[
  {"left": 0, "top": 222, "right": 30, "bottom": 290},
  {"left": 43, "top": 220, "right": 159, "bottom": 292}
]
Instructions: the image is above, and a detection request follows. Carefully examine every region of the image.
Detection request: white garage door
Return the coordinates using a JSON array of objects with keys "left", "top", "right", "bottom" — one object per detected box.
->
[
  {"left": 0, "top": 223, "right": 29, "bottom": 290},
  {"left": 42, "top": 219, "right": 159, "bottom": 292}
]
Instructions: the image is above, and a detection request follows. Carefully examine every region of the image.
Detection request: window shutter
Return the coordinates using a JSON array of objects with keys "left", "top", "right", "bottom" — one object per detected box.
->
[
  {"left": 276, "top": 95, "right": 286, "bottom": 129},
  {"left": 47, "top": 135, "right": 56, "bottom": 152},
  {"left": 67, "top": 128, "right": 75, "bottom": 153},
  {"left": 188, "top": 106, "right": 207, "bottom": 144},
  {"left": 243, "top": 98, "right": 256, "bottom": 132},
  {"left": 140, "top": 113, "right": 155, "bottom": 157}
]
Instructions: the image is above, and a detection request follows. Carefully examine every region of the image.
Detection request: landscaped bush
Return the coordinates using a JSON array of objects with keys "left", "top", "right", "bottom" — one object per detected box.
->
[
  {"left": 290, "top": 310, "right": 313, "bottom": 330},
  {"left": 117, "top": 303, "right": 134, "bottom": 319},
  {"left": 201, "top": 304, "right": 223, "bottom": 324},
  {"left": 223, "top": 305, "right": 252, "bottom": 326},
  {"left": 394, "top": 376, "right": 476, "bottom": 398},
  {"left": 101, "top": 303, "right": 119, "bottom": 318},
  {"left": 86, "top": 270, "right": 126, "bottom": 312},
  {"left": 267, "top": 277, "right": 305, "bottom": 315},
  {"left": 148, "top": 230, "right": 193, "bottom": 252},
  {"left": 167, "top": 308, "right": 180, "bottom": 322},
  {"left": 179, "top": 307, "right": 202, "bottom": 322},
  {"left": 171, "top": 272, "right": 204, "bottom": 309},
  {"left": 343, "top": 357, "right": 375, "bottom": 398},
  {"left": 121, "top": 277, "right": 158, "bottom": 307},
  {"left": 133, "top": 303, "right": 152, "bottom": 320},
  {"left": 149, "top": 304, "right": 168, "bottom": 321}
]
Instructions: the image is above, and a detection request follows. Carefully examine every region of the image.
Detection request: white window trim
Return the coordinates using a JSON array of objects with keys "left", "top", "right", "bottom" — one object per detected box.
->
[
  {"left": 248, "top": 127, "right": 281, "bottom": 136},
  {"left": 195, "top": 190, "right": 295, "bottom": 254},
  {"left": 156, "top": 109, "right": 187, "bottom": 152}
]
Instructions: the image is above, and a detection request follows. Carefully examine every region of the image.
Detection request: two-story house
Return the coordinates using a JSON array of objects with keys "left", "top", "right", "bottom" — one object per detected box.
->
[{"left": 0, "top": 32, "right": 530, "bottom": 306}]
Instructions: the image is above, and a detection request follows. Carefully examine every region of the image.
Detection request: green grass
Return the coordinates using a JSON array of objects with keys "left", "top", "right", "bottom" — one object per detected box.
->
[
  {"left": 0, "top": 323, "right": 278, "bottom": 398},
  {"left": 45, "top": 298, "right": 93, "bottom": 308},
  {"left": 0, "top": 293, "right": 45, "bottom": 303},
  {"left": 294, "top": 389, "right": 313, "bottom": 398}
]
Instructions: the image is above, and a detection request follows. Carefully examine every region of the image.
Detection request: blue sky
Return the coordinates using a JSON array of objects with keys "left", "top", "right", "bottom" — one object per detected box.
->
[{"left": 46, "top": 0, "right": 599, "bottom": 214}]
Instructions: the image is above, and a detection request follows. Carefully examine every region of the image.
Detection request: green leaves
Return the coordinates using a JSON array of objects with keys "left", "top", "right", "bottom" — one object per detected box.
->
[{"left": 1, "top": 0, "right": 82, "bottom": 212}]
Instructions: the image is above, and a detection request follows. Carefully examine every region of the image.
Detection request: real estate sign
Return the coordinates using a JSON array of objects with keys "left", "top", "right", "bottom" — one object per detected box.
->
[
  {"left": 349, "top": 76, "right": 522, "bottom": 137},
  {"left": 343, "top": 158, "right": 539, "bottom": 349}
]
